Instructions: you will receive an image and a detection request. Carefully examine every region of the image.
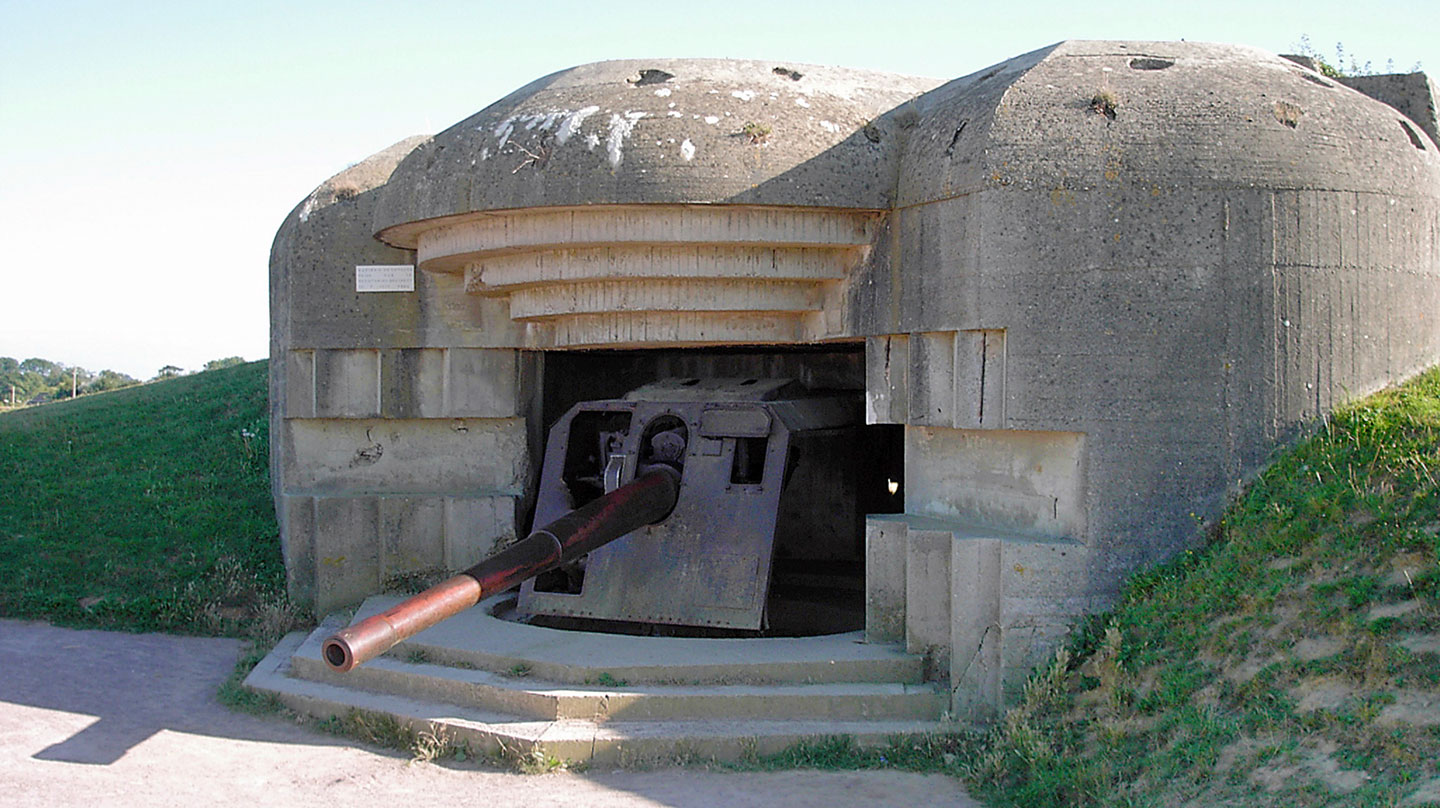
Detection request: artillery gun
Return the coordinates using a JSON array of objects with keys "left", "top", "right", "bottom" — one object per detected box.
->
[{"left": 323, "top": 378, "right": 862, "bottom": 672}]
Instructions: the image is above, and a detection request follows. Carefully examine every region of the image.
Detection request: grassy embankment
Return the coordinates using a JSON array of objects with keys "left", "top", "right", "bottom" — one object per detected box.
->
[
  {"left": 0, "top": 360, "right": 306, "bottom": 706},
  {"left": 0, "top": 357, "right": 1435, "bottom": 799},
  {"left": 968, "top": 366, "right": 1440, "bottom": 806}
]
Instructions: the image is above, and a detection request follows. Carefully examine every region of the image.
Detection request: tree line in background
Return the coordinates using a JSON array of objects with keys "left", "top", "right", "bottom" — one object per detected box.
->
[{"left": 0, "top": 355, "right": 247, "bottom": 407}]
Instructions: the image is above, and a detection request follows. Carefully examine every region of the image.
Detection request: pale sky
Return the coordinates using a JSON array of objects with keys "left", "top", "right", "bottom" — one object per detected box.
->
[{"left": 1, "top": 0, "right": 1434, "bottom": 380}]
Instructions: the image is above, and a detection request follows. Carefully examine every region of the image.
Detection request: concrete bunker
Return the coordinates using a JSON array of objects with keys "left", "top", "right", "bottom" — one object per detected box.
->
[{"left": 270, "top": 42, "right": 1440, "bottom": 721}]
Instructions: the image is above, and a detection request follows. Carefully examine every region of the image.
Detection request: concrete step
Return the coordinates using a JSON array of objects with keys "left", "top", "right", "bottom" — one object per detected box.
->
[
  {"left": 348, "top": 594, "right": 928, "bottom": 686},
  {"left": 472, "top": 245, "right": 853, "bottom": 291},
  {"left": 507, "top": 278, "right": 826, "bottom": 319},
  {"left": 289, "top": 626, "right": 947, "bottom": 722},
  {"left": 247, "top": 630, "right": 956, "bottom": 767}
]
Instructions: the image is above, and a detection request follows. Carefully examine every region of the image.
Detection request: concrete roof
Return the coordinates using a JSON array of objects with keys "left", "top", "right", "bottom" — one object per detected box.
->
[
  {"left": 367, "top": 43, "right": 1440, "bottom": 248},
  {"left": 285, "top": 134, "right": 430, "bottom": 228},
  {"left": 897, "top": 40, "right": 1440, "bottom": 206},
  {"left": 372, "top": 58, "right": 942, "bottom": 247}
]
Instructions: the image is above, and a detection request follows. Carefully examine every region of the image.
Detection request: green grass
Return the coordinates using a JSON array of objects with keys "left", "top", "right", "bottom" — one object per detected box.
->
[
  {"left": 0, "top": 361, "right": 308, "bottom": 684},
  {"left": 315, "top": 710, "right": 486, "bottom": 767},
  {"left": 968, "top": 366, "right": 1440, "bottom": 806},
  {"left": 743, "top": 734, "right": 979, "bottom": 774}
]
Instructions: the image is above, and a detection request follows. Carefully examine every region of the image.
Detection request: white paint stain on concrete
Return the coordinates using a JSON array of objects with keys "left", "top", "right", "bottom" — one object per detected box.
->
[
  {"left": 819, "top": 120, "right": 840, "bottom": 133},
  {"left": 654, "top": 87, "right": 672, "bottom": 97},
  {"left": 489, "top": 109, "right": 592, "bottom": 151},
  {"left": 680, "top": 138, "right": 695, "bottom": 161},
  {"left": 556, "top": 106, "right": 600, "bottom": 145},
  {"left": 585, "top": 133, "right": 600, "bottom": 151},
  {"left": 605, "top": 111, "right": 647, "bottom": 168},
  {"left": 479, "top": 147, "right": 490, "bottom": 161},
  {"left": 667, "top": 111, "right": 684, "bottom": 118},
  {"left": 491, "top": 111, "right": 566, "bottom": 146},
  {"left": 730, "top": 89, "right": 755, "bottom": 101},
  {"left": 704, "top": 115, "right": 720, "bottom": 125},
  {"left": 795, "top": 97, "right": 810, "bottom": 108},
  {"left": 525, "top": 112, "right": 559, "bottom": 131},
  {"left": 493, "top": 118, "right": 517, "bottom": 147}
]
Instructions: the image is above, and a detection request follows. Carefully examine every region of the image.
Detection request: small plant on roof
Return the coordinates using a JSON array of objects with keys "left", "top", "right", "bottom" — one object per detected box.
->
[
  {"left": 1090, "top": 90, "right": 1118, "bottom": 120},
  {"left": 1294, "top": 34, "right": 1419, "bottom": 78},
  {"left": 741, "top": 121, "right": 772, "bottom": 144},
  {"left": 592, "top": 671, "right": 628, "bottom": 687},
  {"left": 506, "top": 136, "right": 552, "bottom": 173}
]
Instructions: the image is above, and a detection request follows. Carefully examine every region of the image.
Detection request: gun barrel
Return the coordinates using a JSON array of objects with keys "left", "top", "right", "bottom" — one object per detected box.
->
[{"left": 321, "top": 466, "right": 680, "bottom": 672}]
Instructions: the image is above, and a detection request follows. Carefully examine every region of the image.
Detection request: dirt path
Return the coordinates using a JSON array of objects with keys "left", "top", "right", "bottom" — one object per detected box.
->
[{"left": 0, "top": 619, "right": 976, "bottom": 807}]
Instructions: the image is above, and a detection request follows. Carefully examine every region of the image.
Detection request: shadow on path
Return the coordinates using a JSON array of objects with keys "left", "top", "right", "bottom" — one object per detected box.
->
[{"left": 0, "top": 619, "right": 334, "bottom": 764}]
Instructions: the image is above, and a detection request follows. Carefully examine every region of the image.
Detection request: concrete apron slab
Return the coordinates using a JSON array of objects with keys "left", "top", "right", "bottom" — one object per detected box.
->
[
  {"left": 371, "top": 594, "right": 928, "bottom": 684},
  {"left": 246, "top": 595, "right": 957, "bottom": 765}
]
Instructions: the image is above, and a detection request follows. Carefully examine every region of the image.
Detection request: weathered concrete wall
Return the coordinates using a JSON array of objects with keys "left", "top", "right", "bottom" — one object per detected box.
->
[
  {"left": 1340, "top": 72, "right": 1440, "bottom": 148},
  {"left": 270, "top": 137, "right": 540, "bottom": 613},
  {"left": 905, "top": 428, "right": 1086, "bottom": 540},
  {"left": 848, "top": 44, "right": 1440, "bottom": 713},
  {"left": 273, "top": 45, "right": 1440, "bottom": 715}
]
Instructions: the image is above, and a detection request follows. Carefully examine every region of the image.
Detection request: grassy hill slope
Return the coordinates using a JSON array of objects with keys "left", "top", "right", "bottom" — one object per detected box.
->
[
  {"left": 970, "top": 367, "right": 1440, "bottom": 806},
  {"left": 0, "top": 361, "right": 298, "bottom": 638}
]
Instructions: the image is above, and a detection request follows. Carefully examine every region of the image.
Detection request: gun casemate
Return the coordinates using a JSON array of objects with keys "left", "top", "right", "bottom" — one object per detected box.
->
[{"left": 323, "top": 377, "right": 864, "bottom": 671}]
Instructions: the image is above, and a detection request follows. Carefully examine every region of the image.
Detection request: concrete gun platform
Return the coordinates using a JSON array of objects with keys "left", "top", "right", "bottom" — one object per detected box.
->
[{"left": 246, "top": 595, "right": 957, "bottom": 765}]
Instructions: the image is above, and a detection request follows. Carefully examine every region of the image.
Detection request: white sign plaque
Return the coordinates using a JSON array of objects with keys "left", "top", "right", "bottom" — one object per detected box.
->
[{"left": 355, "top": 265, "right": 415, "bottom": 292}]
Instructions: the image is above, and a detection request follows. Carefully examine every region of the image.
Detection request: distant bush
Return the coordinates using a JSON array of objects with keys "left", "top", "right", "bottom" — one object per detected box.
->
[
  {"left": 204, "top": 356, "right": 247, "bottom": 371},
  {"left": 0, "top": 355, "right": 139, "bottom": 405}
]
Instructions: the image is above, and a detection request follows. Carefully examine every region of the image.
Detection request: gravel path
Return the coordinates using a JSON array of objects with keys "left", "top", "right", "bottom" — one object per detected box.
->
[{"left": 0, "top": 619, "right": 976, "bottom": 807}]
